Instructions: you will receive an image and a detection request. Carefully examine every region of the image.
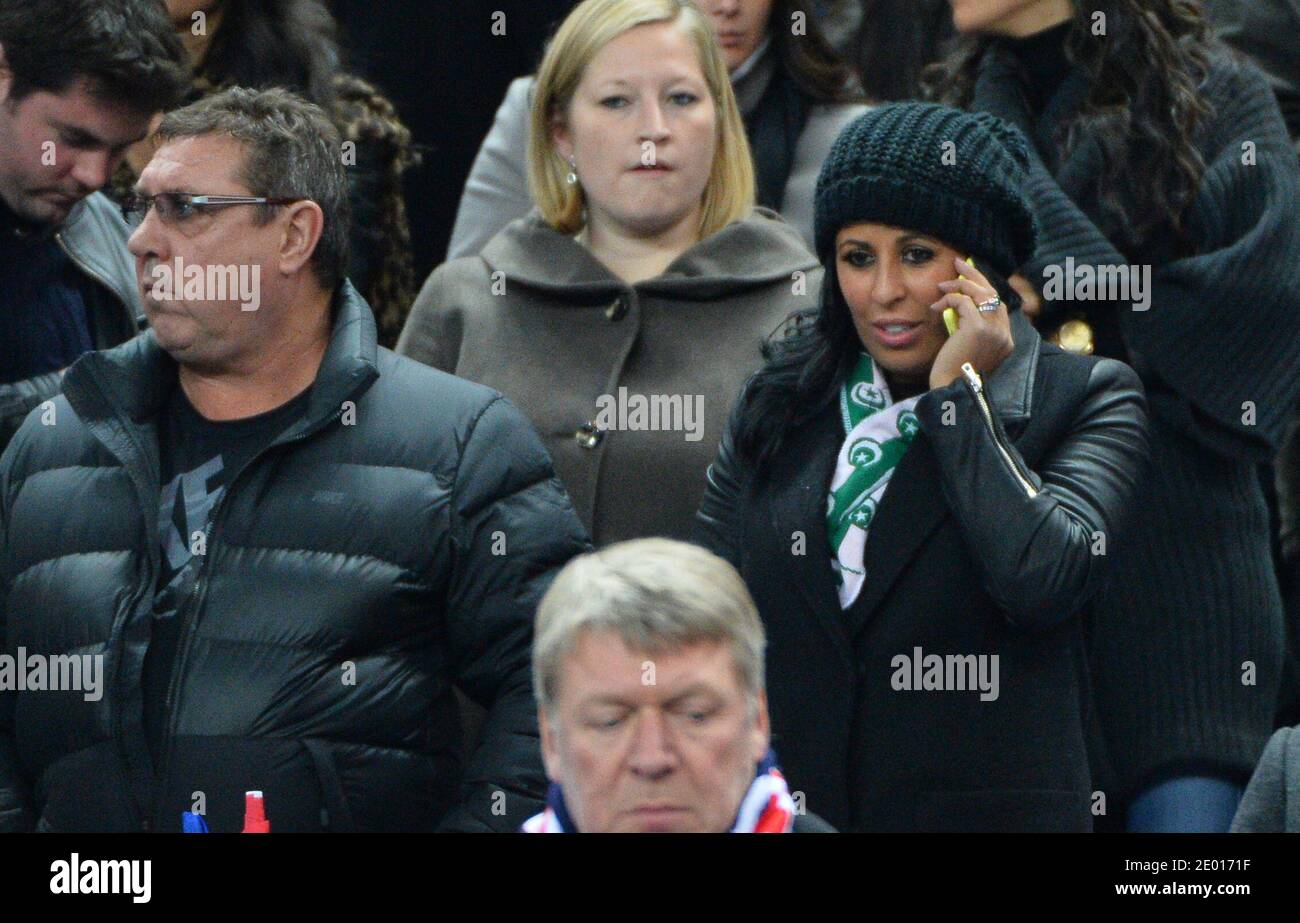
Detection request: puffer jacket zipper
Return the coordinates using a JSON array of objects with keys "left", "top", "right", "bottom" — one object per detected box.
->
[
  {"left": 148, "top": 403, "right": 347, "bottom": 831},
  {"left": 961, "top": 362, "right": 1038, "bottom": 499},
  {"left": 79, "top": 364, "right": 159, "bottom": 831}
]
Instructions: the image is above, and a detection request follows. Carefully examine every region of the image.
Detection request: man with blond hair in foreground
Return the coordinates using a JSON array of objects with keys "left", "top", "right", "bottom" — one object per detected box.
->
[{"left": 524, "top": 538, "right": 834, "bottom": 833}]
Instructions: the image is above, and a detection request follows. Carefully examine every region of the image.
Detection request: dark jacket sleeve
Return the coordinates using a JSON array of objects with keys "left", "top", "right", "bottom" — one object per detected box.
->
[
  {"left": 0, "top": 372, "right": 61, "bottom": 457},
  {"left": 913, "top": 358, "right": 1150, "bottom": 631},
  {"left": 1205, "top": 0, "right": 1300, "bottom": 146},
  {"left": 1230, "top": 725, "right": 1294, "bottom": 832},
  {"left": 0, "top": 430, "right": 37, "bottom": 831},
  {"left": 693, "top": 387, "right": 750, "bottom": 568},
  {"left": 792, "top": 810, "right": 838, "bottom": 832},
  {"left": 438, "top": 394, "right": 590, "bottom": 832}
]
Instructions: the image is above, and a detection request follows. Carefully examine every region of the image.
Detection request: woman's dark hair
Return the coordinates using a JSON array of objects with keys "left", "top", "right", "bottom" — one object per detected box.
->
[
  {"left": 771, "top": 0, "right": 865, "bottom": 103},
  {"left": 735, "top": 253, "right": 1021, "bottom": 478},
  {"left": 923, "top": 0, "right": 1214, "bottom": 252},
  {"left": 198, "top": 0, "right": 342, "bottom": 110},
  {"left": 855, "top": 0, "right": 955, "bottom": 102}
]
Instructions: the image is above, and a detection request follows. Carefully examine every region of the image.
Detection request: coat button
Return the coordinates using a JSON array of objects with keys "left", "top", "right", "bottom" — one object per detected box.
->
[
  {"left": 605, "top": 298, "right": 628, "bottom": 321},
  {"left": 575, "top": 421, "right": 604, "bottom": 449}
]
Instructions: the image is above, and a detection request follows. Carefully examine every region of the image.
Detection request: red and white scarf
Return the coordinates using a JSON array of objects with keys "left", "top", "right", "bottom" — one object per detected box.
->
[{"left": 522, "top": 750, "right": 796, "bottom": 833}]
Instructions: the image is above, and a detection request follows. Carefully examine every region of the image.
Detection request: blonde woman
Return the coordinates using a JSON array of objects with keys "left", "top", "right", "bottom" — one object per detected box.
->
[
  {"left": 398, "top": 0, "right": 819, "bottom": 546},
  {"left": 445, "top": 0, "right": 866, "bottom": 258}
]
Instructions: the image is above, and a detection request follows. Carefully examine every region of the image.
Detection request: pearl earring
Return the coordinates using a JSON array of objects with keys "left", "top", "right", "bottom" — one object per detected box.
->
[{"left": 566, "top": 158, "right": 577, "bottom": 186}]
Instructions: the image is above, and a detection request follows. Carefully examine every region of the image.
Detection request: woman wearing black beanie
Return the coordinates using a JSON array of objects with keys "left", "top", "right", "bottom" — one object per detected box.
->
[{"left": 695, "top": 101, "right": 1150, "bottom": 831}]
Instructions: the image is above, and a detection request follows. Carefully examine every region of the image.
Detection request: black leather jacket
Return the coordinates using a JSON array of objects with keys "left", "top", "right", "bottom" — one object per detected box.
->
[
  {"left": 695, "top": 309, "right": 1149, "bottom": 830},
  {"left": 699, "top": 309, "right": 1150, "bottom": 631}
]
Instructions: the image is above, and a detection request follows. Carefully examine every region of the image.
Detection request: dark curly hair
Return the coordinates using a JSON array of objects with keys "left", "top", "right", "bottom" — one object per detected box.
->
[
  {"left": 923, "top": 0, "right": 1215, "bottom": 252},
  {"left": 855, "top": 0, "right": 954, "bottom": 102}
]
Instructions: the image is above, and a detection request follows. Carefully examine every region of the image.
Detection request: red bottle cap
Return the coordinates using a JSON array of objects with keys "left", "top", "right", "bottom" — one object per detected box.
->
[{"left": 242, "top": 790, "right": 270, "bottom": 833}]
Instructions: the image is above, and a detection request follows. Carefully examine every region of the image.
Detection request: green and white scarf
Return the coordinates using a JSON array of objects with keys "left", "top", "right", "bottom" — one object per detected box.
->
[{"left": 828, "top": 353, "right": 921, "bottom": 608}]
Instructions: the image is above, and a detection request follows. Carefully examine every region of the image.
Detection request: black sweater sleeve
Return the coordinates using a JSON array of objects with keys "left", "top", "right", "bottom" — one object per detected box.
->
[{"left": 980, "top": 54, "right": 1300, "bottom": 461}]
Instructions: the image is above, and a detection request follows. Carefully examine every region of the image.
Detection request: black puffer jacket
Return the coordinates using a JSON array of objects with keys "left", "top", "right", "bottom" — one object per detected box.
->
[{"left": 0, "top": 283, "right": 589, "bottom": 832}]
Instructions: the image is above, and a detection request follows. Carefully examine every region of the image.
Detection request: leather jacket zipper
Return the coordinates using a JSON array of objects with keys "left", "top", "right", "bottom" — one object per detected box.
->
[
  {"left": 961, "top": 362, "right": 1038, "bottom": 499},
  {"left": 120, "top": 538, "right": 157, "bottom": 832}
]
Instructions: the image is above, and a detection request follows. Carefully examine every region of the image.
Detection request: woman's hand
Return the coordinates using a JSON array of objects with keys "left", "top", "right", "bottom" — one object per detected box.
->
[{"left": 928, "top": 256, "right": 1015, "bottom": 390}]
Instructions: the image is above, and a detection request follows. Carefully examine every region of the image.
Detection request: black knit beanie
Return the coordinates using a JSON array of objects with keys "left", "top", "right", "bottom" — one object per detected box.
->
[{"left": 813, "top": 102, "right": 1038, "bottom": 278}]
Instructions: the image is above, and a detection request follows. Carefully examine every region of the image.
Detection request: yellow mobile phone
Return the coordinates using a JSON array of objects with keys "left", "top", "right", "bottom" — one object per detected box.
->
[{"left": 943, "top": 256, "right": 976, "bottom": 336}]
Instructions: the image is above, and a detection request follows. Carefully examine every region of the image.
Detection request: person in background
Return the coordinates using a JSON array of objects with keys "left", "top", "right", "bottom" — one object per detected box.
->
[
  {"left": 819, "top": 0, "right": 955, "bottom": 102},
  {"left": 0, "top": 86, "right": 588, "bottom": 832},
  {"left": 525, "top": 538, "right": 834, "bottom": 833},
  {"left": 110, "top": 0, "right": 419, "bottom": 348},
  {"left": 927, "top": 0, "right": 1300, "bottom": 832},
  {"left": 446, "top": 0, "right": 864, "bottom": 256},
  {"left": 696, "top": 102, "right": 1148, "bottom": 831},
  {"left": 399, "top": 0, "right": 820, "bottom": 547},
  {"left": 1230, "top": 724, "right": 1300, "bottom": 832},
  {"left": 1203, "top": 0, "right": 1300, "bottom": 155},
  {"left": 1197, "top": 0, "right": 1300, "bottom": 729},
  {"left": 0, "top": 0, "right": 188, "bottom": 454},
  {"left": 807, "top": 0, "right": 862, "bottom": 52},
  {"left": 330, "top": 1, "right": 576, "bottom": 282}
]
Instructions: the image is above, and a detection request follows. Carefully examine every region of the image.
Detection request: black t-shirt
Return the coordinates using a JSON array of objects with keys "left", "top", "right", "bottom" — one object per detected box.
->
[{"left": 141, "top": 383, "right": 312, "bottom": 768}]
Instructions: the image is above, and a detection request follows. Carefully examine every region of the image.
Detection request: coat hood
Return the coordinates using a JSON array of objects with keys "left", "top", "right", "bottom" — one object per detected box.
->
[{"left": 479, "top": 207, "right": 818, "bottom": 301}]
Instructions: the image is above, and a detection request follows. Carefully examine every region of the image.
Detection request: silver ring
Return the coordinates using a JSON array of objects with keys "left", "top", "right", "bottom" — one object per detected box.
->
[{"left": 976, "top": 296, "right": 1002, "bottom": 314}]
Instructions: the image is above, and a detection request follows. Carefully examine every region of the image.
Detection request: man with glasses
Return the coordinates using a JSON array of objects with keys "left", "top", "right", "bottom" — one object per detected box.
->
[
  {"left": 0, "top": 0, "right": 188, "bottom": 453},
  {"left": 0, "top": 86, "right": 590, "bottom": 832}
]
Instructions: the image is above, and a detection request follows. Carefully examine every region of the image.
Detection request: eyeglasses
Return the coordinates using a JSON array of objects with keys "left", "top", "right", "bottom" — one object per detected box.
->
[{"left": 121, "top": 192, "right": 304, "bottom": 228}]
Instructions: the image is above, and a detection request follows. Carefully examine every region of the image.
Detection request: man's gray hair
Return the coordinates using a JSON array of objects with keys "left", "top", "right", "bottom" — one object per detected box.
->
[
  {"left": 533, "top": 538, "right": 766, "bottom": 714},
  {"left": 156, "top": 85, "right": 350, "bottom": 290}
]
